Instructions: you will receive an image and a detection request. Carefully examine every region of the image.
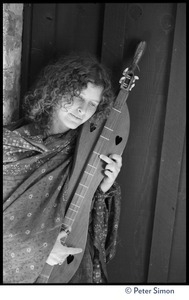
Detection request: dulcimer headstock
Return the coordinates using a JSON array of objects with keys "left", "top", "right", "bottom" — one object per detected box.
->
[{"left": 119, "top": 41, "right": 147, "bottom": 91}]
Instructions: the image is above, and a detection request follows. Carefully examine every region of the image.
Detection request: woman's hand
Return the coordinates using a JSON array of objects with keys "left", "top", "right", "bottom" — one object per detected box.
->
[
  {"left": 46, "top": 231, "right": 83, "bottom": 266},
  {"left": 99, "top": 154, "right": 122, "bottom": 193}
]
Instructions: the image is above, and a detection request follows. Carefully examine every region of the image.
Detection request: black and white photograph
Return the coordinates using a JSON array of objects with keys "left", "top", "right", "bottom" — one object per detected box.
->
[{"left": 2, "top": 2, "right": 186, "bottom": 298}]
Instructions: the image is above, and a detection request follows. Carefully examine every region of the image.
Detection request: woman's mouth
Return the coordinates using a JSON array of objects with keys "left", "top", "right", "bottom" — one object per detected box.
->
[{"left": 69, "top": 113, "right": 82, "bottom": 121}]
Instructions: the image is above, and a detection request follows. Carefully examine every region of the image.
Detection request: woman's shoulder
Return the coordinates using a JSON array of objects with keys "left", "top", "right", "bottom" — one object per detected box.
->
[
  {"left": 3, "top": 119, "right": 41, "bottom": 137},
  {"left": 3, "top": 118, "right": 26, "bottom": 131}
]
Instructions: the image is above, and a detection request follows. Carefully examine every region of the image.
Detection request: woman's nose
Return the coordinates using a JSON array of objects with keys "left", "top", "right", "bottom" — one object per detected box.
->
[{"left": 78, "top": 103, "right": 87, "bottom": 114}]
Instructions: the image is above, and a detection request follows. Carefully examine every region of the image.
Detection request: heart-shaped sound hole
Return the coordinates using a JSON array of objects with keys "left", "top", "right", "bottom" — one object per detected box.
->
[
  {"left": 90, "top": 123, "right": 97, "bottom": 132},
  {"left": 67, "top": 254, "right": 74, "bottom": 264},
  {"left": 115, "top": 136, "right": 122, "bottom": 145}
]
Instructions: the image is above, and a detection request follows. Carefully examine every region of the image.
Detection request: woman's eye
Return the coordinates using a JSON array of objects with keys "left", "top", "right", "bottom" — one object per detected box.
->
[{"left": 90, "top": 102, "right": 98, "bottom": 108}]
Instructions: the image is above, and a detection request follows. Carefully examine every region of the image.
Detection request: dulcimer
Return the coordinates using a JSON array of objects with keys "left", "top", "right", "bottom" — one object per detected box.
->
[{"left": 37, "top": 41, "right": 146, "bottom": 283}]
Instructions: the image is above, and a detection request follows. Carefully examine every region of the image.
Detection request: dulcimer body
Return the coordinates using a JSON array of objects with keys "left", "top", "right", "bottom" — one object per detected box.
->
[{"left": 48, "top": 101, "right": 130, "bottom": 283}]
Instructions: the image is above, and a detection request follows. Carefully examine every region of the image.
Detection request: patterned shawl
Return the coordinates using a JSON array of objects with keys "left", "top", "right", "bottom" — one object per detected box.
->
[
  {"left": 3, "top": 120, "right": 78, "bottom": 283},
  {"left": 3, "top": 120, "right": 121, "bottom": 284}
]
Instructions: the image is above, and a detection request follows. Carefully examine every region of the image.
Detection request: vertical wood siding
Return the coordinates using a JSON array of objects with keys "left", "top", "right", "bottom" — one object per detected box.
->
[{"left": 147, "top": 3, "right": 186, "bottom": 283}]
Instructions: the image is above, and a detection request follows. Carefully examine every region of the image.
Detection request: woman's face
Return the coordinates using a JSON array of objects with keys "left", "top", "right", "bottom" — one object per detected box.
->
[{"left": 51, "top": 82, "right": 103, "bottom": 134}]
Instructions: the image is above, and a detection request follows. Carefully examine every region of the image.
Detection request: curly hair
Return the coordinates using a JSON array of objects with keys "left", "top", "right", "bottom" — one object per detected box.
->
[{"left": 22, "top": 52, "right": 115, "bottom": 135}]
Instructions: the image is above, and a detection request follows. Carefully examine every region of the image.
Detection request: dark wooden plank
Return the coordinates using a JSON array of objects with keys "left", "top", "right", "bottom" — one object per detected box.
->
[
  {"left": 101, "top": 3, "right": 128, "bottom": 92},
  {"left": 55, "top": 3, "right": 104, "bottom": 58},
  {"left": 105, "top": 3, "right": 177, "bottom": 283},
  {"left": 29, "top": 3, "right": 57, "bottom": 86},
  {"left": 147, "top": 3, "right": 186, "bottom": 283},
  {"left": 168, "top": 135, "right": 186, "bottom": 283}
]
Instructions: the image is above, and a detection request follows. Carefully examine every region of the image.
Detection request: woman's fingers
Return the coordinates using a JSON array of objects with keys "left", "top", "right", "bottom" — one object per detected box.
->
[
  {"left": 100, "top": 154, "right": 122, "bottom": 174},
  {"left": 100, "top": 154, "right": 122, "bottom": 167},
  {"left": 57, "top": 230, "right": 68, "bottom": 241},
  {"left": 62, "top": 247, "right": 83, "bottom": 255},
  {"left": 46, "top": 230, "right": 83, "bottom": 266},
  {"left": 99, "top": 154, "right": 122, "bottom": 193},
  {"left": 46, "top": 244, "right": 83, "bottom": 266}
]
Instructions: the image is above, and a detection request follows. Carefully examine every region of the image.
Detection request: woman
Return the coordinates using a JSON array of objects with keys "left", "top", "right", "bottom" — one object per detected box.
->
[{"left": 3, "top": 53, "right": 123, "bottom": 284}]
